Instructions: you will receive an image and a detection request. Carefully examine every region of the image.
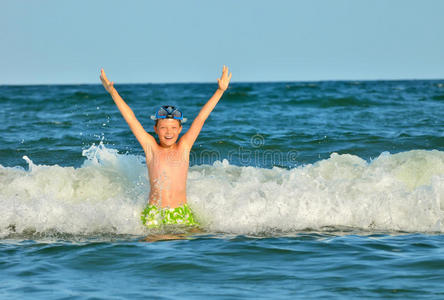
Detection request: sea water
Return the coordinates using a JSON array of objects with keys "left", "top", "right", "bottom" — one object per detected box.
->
[{"left": 0, "top": 80, "right": 443, "bottom": 298}]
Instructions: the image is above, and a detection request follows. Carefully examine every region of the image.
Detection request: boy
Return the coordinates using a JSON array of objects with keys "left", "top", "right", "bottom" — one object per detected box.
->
[{"left": 100, "top": 66, "right": 232, "bottom": 229}]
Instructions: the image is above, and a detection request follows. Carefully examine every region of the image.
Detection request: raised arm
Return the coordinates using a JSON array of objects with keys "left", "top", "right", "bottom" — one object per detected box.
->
[
  {"left": 100, "top": 69, "right": 156, "bottom": 152},
  {"left": 180, "top": 65, "right": 232, "bottom": 148}
]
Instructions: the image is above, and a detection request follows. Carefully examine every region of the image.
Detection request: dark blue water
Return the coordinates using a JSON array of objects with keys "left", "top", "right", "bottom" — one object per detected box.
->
[
  {"left": 1, "top": 81, "right": 442, "bottom": 168},
  {"left": 0, "top": 80, "right": 443, "bottom": 298},
  {"left": 2, "top": 234, "right": 444, "bottom": 299}
]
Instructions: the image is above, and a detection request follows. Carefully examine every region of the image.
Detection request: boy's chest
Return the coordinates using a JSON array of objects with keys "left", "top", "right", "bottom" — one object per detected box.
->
[{"left": 150, "top": 149, "right": 189, "bottom": 167}]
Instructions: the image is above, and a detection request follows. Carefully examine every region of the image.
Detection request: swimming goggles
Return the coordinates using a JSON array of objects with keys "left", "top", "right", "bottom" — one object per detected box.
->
[{"left": 150, "top": 105, "right": 187, "bottom": 122}]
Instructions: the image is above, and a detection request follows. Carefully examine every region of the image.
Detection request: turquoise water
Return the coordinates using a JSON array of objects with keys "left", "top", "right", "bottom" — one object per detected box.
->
[{"left": 1, "top": 80, "right": 444, "bottom": 298}]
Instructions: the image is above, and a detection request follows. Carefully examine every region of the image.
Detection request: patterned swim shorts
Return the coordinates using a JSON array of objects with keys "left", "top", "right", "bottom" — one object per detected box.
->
[{"left": 141, "top": 203, "right": 199, "bottom": 228}]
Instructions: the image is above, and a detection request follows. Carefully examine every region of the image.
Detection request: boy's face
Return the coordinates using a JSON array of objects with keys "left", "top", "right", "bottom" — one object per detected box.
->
[{"left": 154, "top": 119, "right": 182, "bottom": 147}]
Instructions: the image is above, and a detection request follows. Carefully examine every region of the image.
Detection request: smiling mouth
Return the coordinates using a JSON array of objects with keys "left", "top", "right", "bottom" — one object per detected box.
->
[{"left": 165, "top": 136, "right": 173, "bottom": 140}]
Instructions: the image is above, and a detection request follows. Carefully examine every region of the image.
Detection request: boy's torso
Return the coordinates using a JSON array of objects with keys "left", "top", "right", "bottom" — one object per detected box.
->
[{"left": 146, "top": 143, "right": 190, "bottom": 208}]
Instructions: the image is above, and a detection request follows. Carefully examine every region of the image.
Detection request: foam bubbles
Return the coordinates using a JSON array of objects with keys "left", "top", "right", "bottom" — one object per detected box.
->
[
  {"left": 1, "top": 146, "right": 443, "bottom": 237},
  {"left": 0, "top": 143, "right": 149, "bottom": 237},
  {"left": 188, "top": 150, "right": 444, "bottom": 234}
]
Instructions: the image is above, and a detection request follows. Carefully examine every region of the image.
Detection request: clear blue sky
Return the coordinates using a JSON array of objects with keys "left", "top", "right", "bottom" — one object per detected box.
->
[{"left": 1, "top": 0, "right": 443, "bottom": 84}]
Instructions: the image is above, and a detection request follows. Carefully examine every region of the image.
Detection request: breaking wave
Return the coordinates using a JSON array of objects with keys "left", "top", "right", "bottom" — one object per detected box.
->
[{"left": 1, "top": 144, "right": 443, "bottom": 237}]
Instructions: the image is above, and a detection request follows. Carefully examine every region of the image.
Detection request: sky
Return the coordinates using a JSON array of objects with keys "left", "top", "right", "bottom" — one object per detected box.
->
[{"left": 1, "top": 0, "right": 444, "bottom": 84}]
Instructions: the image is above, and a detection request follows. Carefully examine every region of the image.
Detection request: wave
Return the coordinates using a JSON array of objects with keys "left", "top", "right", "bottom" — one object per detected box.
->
[
  {"left": 0, "top": 144, "right": 443, "bottom": 237},
  {"left": 280, "top": 96, "right": 383, "bottom": 108}
]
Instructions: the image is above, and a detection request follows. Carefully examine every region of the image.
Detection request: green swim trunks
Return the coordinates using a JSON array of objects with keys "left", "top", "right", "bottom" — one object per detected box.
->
[{"left": 141, "top": 203, "right": 199, "bottom": 228}]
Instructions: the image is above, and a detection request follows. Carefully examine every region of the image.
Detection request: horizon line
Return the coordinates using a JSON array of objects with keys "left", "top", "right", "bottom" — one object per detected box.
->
[{"left": 1, "top": 77, "right": 443, "bottom": 86}]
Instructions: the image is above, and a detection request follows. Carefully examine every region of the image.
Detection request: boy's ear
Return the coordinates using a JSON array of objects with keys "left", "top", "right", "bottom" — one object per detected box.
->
[{"left": 153, "top": 125, "right": 158, "bottom": 134}]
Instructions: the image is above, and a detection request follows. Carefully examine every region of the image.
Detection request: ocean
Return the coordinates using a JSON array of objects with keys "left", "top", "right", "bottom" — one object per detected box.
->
[{"left": 0, "top": 80, "right": 443, "bottom": 298}]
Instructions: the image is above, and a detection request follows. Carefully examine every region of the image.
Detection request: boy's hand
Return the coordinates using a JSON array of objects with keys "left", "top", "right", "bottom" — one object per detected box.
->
[
  {"left": 217, "top": 65, "right": 232, "bottom": 92},
  {"left": 100, "top": 68, "right": 114, "bottom": 93}
]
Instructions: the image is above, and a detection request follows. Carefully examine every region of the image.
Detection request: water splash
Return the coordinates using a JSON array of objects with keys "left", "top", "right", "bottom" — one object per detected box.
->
[{"left": 1, "top": 145, "right": 443, "bottom": 237}]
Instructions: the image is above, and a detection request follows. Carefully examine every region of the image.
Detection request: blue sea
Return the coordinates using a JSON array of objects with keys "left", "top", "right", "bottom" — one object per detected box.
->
[{"left": 1, "top": 80, "right": 443, "bottom": 298}]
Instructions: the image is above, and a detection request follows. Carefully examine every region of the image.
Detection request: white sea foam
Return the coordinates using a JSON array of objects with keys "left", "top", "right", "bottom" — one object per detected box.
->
[
  {"left": 0, "top": 143, "right": 149, "bottom": 237},
  {"left": 0, "top": 144, "right": 443, "bottom": 237}
]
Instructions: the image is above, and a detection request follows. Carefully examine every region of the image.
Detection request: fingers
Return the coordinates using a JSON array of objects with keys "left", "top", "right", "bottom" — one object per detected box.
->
[
  {"left": 221, "top": 65, "right": 230, "bottom": 79},
  {"left": 101, "top": 68, "right": 108, "bottom": 81}
]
